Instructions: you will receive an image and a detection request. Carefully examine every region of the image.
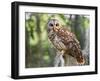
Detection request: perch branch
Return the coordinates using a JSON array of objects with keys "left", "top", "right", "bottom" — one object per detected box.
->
[{"left": 54, "top": 51, "right": 64, "bottom": 67}]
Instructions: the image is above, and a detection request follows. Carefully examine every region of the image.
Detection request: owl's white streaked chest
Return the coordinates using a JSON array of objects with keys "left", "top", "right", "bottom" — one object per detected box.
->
[{"left": 48, "top": 31, "right": 66, "bottom": 50}]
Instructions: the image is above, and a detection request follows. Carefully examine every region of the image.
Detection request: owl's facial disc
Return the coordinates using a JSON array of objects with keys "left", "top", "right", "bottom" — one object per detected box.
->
[
  {"left": 53, "top": 22, "right": 60, "bottom": 32},
  {"left": 47, "top": 19, "right": 60, "bottom": 32}
]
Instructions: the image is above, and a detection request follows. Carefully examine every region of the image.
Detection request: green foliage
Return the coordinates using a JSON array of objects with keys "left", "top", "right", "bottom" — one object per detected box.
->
[{"left": 25, "top": 13, "right": 90, "bottom": 68}]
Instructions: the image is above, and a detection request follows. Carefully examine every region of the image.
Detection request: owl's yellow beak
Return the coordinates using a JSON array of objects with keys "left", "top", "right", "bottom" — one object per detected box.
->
[{"left": 53, "top": 26, "right": 59, "bottom": 32}]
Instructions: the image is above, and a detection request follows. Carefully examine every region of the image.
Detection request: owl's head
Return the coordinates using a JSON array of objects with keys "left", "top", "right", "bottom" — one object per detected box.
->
[{"left": 47, "top": 19, "right": 61, "bottom": 32}]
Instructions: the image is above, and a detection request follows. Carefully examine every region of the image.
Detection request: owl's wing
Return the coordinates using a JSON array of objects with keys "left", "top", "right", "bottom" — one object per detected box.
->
[
  {"left": 56, "top": 27, "right": 85, "bottom": 64},
  {"left": 56, "top": 27, "right": 79, "bottom": 45}
]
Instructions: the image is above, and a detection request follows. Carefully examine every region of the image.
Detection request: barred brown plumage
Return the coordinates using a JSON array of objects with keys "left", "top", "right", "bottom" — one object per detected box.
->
[{"left": 47, "top": 19, "right": 85, "bottom": 66}]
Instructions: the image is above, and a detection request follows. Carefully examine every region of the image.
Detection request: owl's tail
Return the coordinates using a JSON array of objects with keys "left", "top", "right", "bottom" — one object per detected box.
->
[{"left": 76, "top": 55, "right": 85, "bottom": 65}]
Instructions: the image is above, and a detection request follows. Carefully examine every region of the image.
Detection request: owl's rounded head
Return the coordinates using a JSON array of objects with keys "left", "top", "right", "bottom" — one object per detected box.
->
[{"left": 47, "top": 19, "right": 61, "bottom": 32}]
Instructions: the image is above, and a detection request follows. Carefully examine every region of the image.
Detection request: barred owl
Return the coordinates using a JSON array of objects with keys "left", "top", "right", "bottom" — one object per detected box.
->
[{"left": 47, "top": 19, "right": 85, "bottom": 66}]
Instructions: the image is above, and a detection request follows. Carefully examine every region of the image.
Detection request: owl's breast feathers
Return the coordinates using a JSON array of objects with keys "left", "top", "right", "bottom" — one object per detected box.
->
[{"left": 49, "top": 27, "right": 85, "bottom": 64}]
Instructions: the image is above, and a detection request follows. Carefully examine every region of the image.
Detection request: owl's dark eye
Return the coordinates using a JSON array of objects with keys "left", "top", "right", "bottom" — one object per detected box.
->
[
  {"left": 56, "top": 23, "right": 59, "bottom": 26},
  {"left": 49, "top": 23, "right": 53, "bottom": 26}
]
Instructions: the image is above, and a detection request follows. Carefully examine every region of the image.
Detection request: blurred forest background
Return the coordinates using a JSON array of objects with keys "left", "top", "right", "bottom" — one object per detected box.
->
[{"left": 25, "top": 12, "right": 90, "bottom": 68}]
